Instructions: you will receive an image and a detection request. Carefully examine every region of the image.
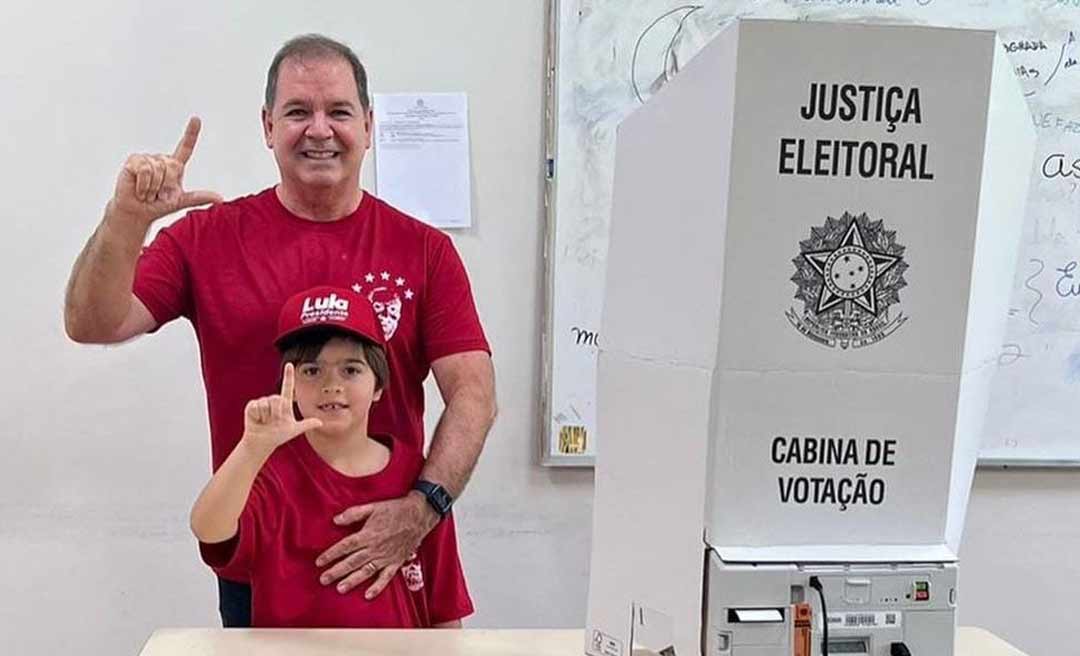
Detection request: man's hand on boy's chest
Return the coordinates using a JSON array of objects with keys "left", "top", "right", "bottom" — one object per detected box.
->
[{"left": 314, "top": 492, "right": 439, "bottom": 599}]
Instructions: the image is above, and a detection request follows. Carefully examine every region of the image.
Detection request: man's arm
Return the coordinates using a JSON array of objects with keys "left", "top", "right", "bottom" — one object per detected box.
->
[
  {"left": 316, "top": 350, "right": 496, "bottom": 597},
  {"left": 63, "top": 117, "right": 221, "bottom": 344},
  {"left": 421, "top": 350, "right": 498, "bottom": 498},
  {"left": 64, "top": 208, "right": 158, "bottom": 343}
]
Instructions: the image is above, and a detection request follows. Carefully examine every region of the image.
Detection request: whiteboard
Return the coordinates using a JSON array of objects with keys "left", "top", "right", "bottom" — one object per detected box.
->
[{"left": 542, "top": 0, "right": 1080, "bottom": 466}]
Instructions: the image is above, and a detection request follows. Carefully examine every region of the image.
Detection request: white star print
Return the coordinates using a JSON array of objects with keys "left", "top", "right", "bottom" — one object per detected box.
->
[
  {"left": 380, "top": 271, "right": 390, "bottom": 281},
  {"left": 351, "top": 283, "right": 362, "bottom": 293},
  {"left": 395, "top": 277, "right": 405, "bottom": 287},
  {"left": 404, "top": 289, "right": 415, "bottom": 300},
  {"left": 365, "top": 273, "right": 375, "bottom": 283}
]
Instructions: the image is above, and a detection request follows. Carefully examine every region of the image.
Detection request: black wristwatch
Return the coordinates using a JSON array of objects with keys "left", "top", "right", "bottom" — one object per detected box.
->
[{"left": 412, "top": 479, "right": 454, "bottom": 519}]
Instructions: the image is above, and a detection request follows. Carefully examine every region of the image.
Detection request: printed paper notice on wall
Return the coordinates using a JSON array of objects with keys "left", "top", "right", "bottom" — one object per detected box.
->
[{"left": 373, "top": 92, "right": 472, "bottom": 229}]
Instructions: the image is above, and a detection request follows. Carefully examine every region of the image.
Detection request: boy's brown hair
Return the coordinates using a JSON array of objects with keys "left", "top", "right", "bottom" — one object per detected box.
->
[{"left": 277, "top": 326, "right": 389, "bottom": 392}]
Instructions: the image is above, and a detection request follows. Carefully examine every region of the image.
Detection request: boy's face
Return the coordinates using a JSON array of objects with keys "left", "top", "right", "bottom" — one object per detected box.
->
[{"left": 292, "top": 337, "right": 382, "bottom": 437}]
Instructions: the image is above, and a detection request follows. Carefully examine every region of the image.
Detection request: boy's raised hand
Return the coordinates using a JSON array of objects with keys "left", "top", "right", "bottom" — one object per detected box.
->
[{"left": 242, "top": 363, "right": 323, "bottom": 452}]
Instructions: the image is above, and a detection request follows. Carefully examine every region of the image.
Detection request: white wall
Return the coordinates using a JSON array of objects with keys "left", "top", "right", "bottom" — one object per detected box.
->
[
  {"left": 0, "top": 2, "right": 1071, "bottom": 656},
  {"left": 959, "top": 469, "right": 1080, "bottom": 656}
]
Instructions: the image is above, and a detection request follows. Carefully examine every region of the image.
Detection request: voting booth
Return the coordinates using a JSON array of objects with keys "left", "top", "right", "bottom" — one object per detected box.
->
[{"left": 585, "top": 19, "right": 1035, "bottom": 656}]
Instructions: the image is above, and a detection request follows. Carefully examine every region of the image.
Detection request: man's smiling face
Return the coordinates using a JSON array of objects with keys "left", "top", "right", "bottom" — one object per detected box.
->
[{"left": 262, "top": 56, "right": 372, "bottom": 195}]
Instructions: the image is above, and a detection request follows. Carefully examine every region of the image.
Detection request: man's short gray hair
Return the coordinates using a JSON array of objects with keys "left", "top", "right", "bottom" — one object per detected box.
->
[{"left": 265, "top": 34, "right": 370, "bottom": 111}]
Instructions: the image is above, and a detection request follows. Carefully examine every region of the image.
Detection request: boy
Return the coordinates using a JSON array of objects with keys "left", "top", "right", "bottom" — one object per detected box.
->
[{"left": 190, "top": 285, "right": 473, "bottom": 628}]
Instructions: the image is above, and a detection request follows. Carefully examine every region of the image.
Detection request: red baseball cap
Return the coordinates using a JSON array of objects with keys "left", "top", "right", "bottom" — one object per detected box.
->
[{"left": 274, "top": 286, "right": 385, "bottom": 349}]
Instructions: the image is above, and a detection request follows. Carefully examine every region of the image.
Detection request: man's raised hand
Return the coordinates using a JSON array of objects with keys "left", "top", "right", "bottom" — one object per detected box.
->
[
  {"left": 110, "top": 117, "right": 224, "bottom": 227},
  {"left": 242, "top": 363, "right": 323, "bottom": 452}
]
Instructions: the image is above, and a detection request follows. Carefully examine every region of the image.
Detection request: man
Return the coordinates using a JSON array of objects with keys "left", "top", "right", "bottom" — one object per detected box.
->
[{"left": 64, "top": 34, "right": 496, "bottom": 627}]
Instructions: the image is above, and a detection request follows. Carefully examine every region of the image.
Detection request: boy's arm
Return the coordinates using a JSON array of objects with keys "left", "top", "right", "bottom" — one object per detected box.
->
[
  {"left": 190, "top": 363, "right": 322, "bottom": 543},
  {"left": 190, "top": 439, "right": 276, "bottom": 543}
]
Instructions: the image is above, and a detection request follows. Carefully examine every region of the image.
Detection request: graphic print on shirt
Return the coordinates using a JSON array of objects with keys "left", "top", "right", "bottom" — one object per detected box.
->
[
  {"left": 400, "top": 553, "right": 424, "bottom": 593},
  {"left": 351, "top": 270, "right": 416, "bottom": 341}
]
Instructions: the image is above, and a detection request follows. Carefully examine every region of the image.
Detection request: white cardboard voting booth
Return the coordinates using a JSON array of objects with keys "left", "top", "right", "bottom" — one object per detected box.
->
[{"left": 586, "top": 19, "right": 1035, "bottom": 656}]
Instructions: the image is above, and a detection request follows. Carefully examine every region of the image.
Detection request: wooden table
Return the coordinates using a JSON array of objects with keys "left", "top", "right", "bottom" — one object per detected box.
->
[{"left": 139, "top": 627, "right": 1027, "bottom": 655}]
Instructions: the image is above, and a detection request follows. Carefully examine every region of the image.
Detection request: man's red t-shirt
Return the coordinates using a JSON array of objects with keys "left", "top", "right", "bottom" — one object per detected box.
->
[
  {"left": 199, "top": 435, "right": 474, "bottom": 627},
  {"left": 133, "top": 188, "right": 490, "bottom": 469}
]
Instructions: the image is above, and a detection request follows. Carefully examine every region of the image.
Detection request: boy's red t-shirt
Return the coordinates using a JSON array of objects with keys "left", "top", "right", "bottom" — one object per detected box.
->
[{"left": 199, "top": 435, "right": 474, "bottom": 627}]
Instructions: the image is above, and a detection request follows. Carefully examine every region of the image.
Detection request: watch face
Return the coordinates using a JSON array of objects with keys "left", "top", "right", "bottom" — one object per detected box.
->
[
  {"left": 432, "top": 487, "right": 452, "bottom": 514},
  {"left": 416, "top": 481, "right": 453, "bottom": 516}
]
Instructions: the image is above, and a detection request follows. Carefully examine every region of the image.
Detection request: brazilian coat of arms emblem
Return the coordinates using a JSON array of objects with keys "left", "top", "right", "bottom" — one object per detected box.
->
[{"left": 786, "top": 212, "right": 908, "bottom": 349}]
